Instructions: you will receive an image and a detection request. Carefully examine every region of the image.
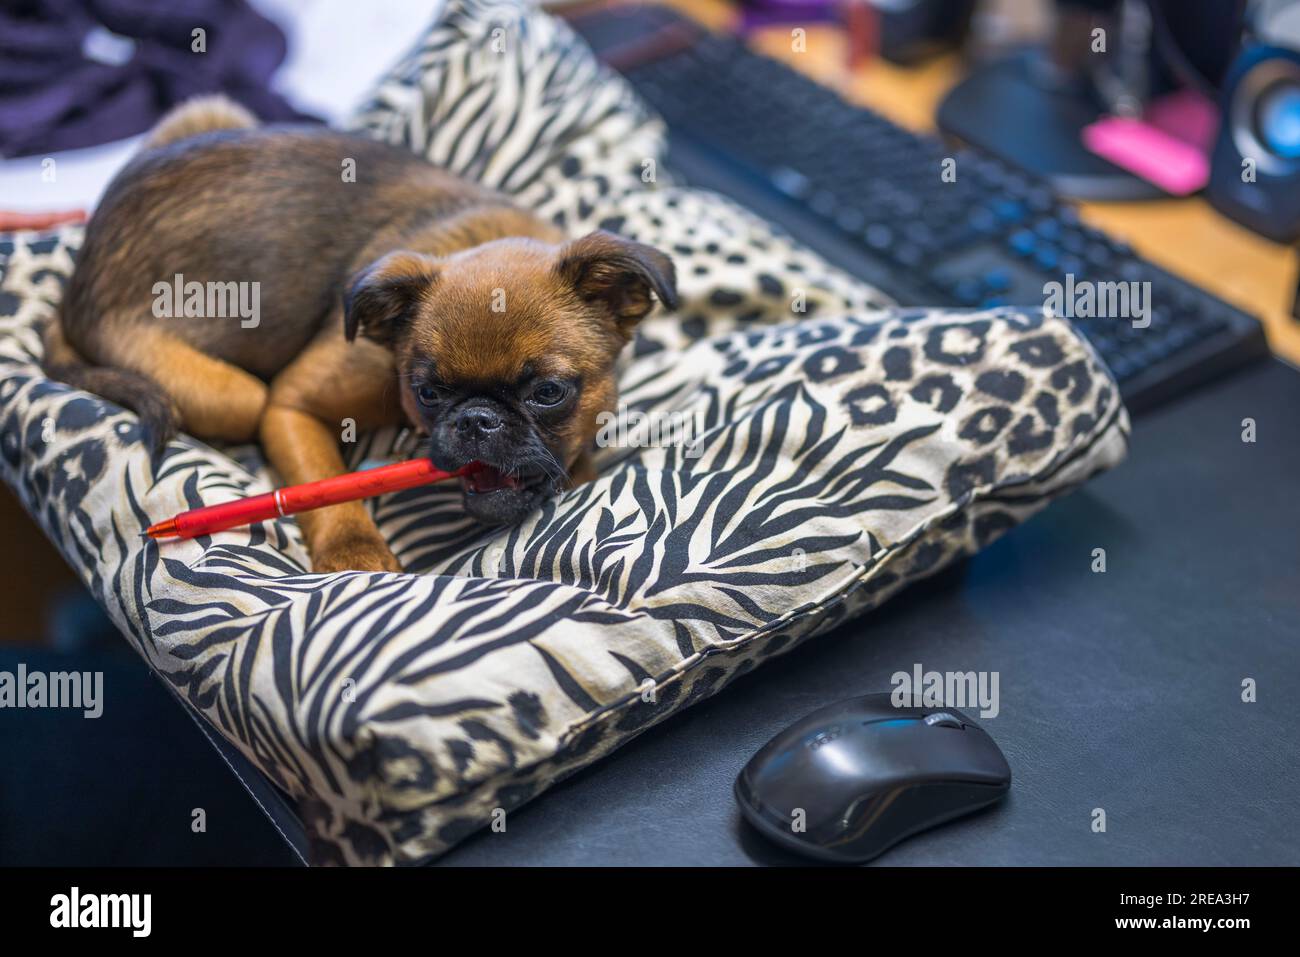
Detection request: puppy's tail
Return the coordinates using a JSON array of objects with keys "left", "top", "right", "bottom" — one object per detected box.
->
[
  {"left": 41, "top": 317, "right": 179, "bottom": 456},
  {"left": 144, "top": 94, "right": 258, "bottom": 150}
]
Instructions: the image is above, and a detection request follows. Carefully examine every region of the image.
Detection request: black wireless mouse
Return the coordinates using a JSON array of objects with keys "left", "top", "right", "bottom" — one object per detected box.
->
[{"left": 735, "top": 693, "right": 1011, "bottom": 863}]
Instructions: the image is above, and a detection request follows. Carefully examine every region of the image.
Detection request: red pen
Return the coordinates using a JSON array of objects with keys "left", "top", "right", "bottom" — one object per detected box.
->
[{"left": 144, "top": 459, "right": 480, "bottom": 541}]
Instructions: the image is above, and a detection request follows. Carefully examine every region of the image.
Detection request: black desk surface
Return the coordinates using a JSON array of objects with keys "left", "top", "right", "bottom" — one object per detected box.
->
[{"left": 440, "top": 359, "right": 1300, "bottom": 866}]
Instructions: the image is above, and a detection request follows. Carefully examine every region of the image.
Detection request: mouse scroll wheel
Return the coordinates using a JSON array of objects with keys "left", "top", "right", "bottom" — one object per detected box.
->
[{"left": 924, "top": 712, "right": 964, "bottom": 729}]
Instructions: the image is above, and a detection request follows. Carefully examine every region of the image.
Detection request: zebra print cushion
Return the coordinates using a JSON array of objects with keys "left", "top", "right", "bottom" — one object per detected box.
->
[{"left": 0, "top": 0, "right": 1129, "bottom": 865}]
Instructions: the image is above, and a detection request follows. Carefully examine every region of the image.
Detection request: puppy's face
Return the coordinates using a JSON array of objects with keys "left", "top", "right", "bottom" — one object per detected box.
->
[{"left": 344, "top": 231, "right": 677, "bottom": 524}]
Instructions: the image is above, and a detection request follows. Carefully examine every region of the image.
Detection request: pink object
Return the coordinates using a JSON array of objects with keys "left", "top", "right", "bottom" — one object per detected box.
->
[
  {"left": 1083, "top": 117, "right": 1211, "bottom": 196},
  {"left": 1082, "top": 91, "right": 1219, "bottom": 197},
  {"left": 1144, "top": 89, "right": 1219, "bottom": 153}
]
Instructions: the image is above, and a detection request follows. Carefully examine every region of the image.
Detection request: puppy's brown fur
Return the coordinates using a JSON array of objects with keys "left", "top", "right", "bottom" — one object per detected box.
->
[{"left": 48, "top": 98, "right": 676, "bottom": 572}]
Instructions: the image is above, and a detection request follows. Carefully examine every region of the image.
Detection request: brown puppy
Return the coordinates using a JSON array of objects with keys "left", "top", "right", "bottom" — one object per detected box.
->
[{"left": 46, "top": 97, "right": 677, "bottom": 573}]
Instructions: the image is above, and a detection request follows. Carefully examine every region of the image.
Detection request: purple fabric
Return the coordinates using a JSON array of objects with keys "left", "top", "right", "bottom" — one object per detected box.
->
[
  {"left": 0, "top": 0, "right": 318, "bottom": 158},
  {"left": 738, "top": 0, "right": 843, "bottom": 32}
]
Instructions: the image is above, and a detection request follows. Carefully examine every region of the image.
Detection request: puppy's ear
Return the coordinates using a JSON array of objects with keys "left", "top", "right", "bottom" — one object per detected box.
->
[
  {"left": 343, "top": 251, "right": 438, "bottom": 347},
  {"left": 556, "top": 231, "right": 678, "bottom": 337}
]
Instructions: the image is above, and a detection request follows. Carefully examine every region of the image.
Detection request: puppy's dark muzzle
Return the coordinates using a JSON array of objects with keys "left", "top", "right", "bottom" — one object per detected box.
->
[
  {"left": 456, "top": 407, "right": 502, "bottom": 437},
  {"left": 454, "top": 462, "right": 553, "bottom": 526},
  {"left": 428, "top": 402, "right": 557, "bottom": 526},
  {"left": 434, "top": 400, "right": 511, "bottom": 467}
]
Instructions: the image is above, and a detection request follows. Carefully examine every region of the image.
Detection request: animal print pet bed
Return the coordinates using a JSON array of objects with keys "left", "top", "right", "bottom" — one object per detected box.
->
[{"left": 0, "top": 0, "right": 1129, "bottom": 864}]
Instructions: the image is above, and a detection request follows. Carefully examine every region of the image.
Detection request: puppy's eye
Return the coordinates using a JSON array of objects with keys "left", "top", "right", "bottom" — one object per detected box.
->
[
  {"left": 416, "top": 385, "right": 441, "bottom": 407},
  {"left": 529, "top": 380, "right": 568, "bottom": 407}
]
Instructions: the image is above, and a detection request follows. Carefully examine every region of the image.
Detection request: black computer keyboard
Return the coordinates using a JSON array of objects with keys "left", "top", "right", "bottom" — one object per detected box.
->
[{"left": 568, "top": 5, "right": 1269, "bottom": 413}]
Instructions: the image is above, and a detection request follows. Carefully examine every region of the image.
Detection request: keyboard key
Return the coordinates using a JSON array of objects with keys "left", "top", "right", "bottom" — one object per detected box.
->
[
  {"left": 954, "top": 279, "right": 983, "bottom": 305},
  {"left": 836, "top": 208, "right": 866, "bottom": 233},
  {"left": 1009, "top": 230, "right": 1036, "bottom": 257},
  {"left": 983, "top": 269, "right": 1012, "bottom": 292},
  {"left": 865, "top": 224, "right": 893, "bottom": 250},
  {"left": 992, "top": 199, "right": 1027, "bottom": 223},
  {"left": 771, "top": 167, "right": 810, "bottom": 199}
]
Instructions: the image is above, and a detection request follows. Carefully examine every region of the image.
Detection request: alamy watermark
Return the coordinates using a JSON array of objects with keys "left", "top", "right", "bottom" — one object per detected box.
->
[
  {"left": 891, "top": 664, "right": 1000, "bottom": 719},
  {"left": 152, "top": 272, "right": 260, "bottom": 328},
  {"left": 0, "top": 665, "right": 102, "bottom": 718},
  {"left": 595, "top": 404, "right": 705, "bottom": 456},
  {"left": 1043, "top": 273, "right": 1151, "bottom": 329},
  {"left": 50, "top": 887, "right": 150, "bottom": 936}
]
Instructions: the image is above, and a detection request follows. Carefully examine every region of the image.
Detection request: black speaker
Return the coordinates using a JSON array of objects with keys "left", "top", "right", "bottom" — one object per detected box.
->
[{"left": 1208, "top": 44, "right": 1300, "bottom": 243}]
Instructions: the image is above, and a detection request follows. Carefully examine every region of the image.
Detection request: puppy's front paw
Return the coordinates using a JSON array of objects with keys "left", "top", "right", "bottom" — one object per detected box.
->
[{"left": 312, "top": 534, "right": 403, "bottom": 574}]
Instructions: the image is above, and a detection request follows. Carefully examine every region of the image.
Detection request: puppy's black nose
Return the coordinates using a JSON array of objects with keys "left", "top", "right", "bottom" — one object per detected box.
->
[{"left": 456, "top": 407, "right": 502, "bottom": 436}]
